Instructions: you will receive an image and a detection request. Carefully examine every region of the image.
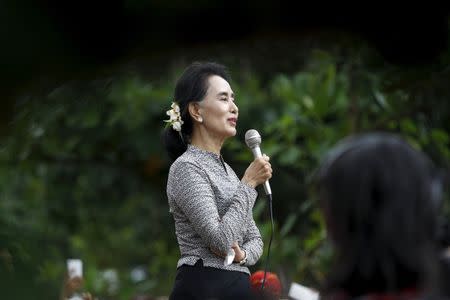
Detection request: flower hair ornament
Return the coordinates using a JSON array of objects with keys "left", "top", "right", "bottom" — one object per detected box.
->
[
  {"left": 164, "top": 102, "right": 184, "bottom": 131},
  {"left": 164, "top": 102, "right": 185, "bottom": 143}
]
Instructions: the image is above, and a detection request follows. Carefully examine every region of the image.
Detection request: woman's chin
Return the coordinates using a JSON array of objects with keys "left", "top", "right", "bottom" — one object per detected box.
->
[
  {"left": 228, "top": 128, "right": 237, "bottom": 137},
  {"left": 217, "top": 127, "right": 237, "bottom": 139}
]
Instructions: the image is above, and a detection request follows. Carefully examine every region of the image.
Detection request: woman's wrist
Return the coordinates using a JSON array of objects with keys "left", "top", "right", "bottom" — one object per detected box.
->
[
  {"left": 241, "top": 177, "right": 256, "bottom": 188},
  {"left": 233, "top": 247, "right": 246, "bottom": 262},
  {"left": 238, "top": 250, "right": 247, "bottom": 265}
]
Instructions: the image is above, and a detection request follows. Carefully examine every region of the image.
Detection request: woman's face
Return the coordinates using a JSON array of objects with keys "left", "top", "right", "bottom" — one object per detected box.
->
[{"left": 198, "top": 75, "right": 238, "bottom": 139}]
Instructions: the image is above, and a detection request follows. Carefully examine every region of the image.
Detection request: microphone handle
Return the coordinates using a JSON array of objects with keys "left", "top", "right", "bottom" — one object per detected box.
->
[{"left": 251, "top": 147, "right": 272, "bottom": 195}]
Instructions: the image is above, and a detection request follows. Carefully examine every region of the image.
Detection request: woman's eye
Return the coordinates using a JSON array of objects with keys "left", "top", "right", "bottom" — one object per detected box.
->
[{"left": 220, "top": 98, "right": 228, "bottom": 101}]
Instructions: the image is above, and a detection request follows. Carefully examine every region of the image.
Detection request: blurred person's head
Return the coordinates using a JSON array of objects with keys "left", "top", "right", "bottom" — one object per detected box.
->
[{"left": 315, "top": 132, "right": 443, "bottom": 297}]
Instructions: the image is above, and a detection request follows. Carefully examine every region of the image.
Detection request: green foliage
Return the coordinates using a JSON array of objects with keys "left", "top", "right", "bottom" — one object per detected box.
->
[{"left": 1, "top": 46, "right": 449, "bottom": 299}]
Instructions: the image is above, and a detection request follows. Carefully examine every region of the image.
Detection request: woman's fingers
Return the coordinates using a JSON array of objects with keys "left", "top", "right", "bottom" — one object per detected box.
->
[
  {"left": 241, "top": 155, "right": 273, "bottom": 187},
  {"left": 256, "top": 157, "right": 270, "bottom": 168}
]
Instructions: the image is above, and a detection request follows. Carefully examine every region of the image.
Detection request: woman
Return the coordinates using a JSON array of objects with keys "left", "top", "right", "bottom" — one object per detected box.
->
[
  {"left": 314, "top": 132, "right": 443, "bottom": 300},
  {"left": 163, "top": 62, "right": 272, "bottom": 300}
]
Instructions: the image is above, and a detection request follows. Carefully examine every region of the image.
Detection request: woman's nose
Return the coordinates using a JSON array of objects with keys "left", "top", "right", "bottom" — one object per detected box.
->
[{"left": 230, "top": 101, "right": 238, "bottom": 114}]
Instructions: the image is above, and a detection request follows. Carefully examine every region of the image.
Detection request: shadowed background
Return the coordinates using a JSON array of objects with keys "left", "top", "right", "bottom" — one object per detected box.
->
[
  {"left": 1, "top": 1, "right": 449, "bottom": 299},
  {"left": 2, "top": 1, "right": 449, "bottom": 133}
]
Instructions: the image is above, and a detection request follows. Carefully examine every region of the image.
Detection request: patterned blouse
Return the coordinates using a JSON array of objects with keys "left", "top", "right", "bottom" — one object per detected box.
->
[{"left": 167, "top": 144, "right": 263, "bottom": 274}]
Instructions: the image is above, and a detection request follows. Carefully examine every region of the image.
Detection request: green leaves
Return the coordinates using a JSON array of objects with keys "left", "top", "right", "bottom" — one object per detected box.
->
[{"left": 1, "top": 46, "right": 449, "bottom": 298}]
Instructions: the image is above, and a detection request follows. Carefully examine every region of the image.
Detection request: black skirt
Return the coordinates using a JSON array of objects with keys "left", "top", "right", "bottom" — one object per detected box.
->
[{"left": 169, "top": 259, "right": 255, "bottom": 300}]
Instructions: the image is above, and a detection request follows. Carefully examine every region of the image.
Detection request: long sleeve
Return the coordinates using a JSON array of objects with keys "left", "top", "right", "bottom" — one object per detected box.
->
[
  {"left": 241, "top": 217, "right": 264, "bottom": 266},
  {"left": 168, "top": 160, "right": 258, "bottom": 254}
]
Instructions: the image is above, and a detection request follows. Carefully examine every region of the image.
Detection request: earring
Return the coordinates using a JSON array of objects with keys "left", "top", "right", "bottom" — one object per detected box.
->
[{"left": 198, "top": 117, "right": 203, "bottom": 123}]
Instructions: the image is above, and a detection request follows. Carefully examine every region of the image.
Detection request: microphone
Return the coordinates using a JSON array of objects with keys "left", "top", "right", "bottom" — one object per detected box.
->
[{"left": 245, "top": 129, "right": 272, "bottom": 195}]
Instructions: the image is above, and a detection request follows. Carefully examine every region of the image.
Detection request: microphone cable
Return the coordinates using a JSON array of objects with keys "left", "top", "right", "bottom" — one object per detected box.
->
[{"left": 260, "top": 193, "right": 274, "bottom": 291}]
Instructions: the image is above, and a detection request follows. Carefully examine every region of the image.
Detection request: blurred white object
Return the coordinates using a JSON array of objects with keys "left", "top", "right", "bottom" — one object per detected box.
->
[
  {"left": 130, "top": 266, "right": 147, "bottom": 282},
  {"left": 224, "top": 248, "right": 235, "bottom": 266},
  {"left": 288, "top": 282, "right": 319, "bottom": 300},
  {"left": 102, "top": 268, "right": 120, "bottom": 294},
  {"left": 67, "top": 259, "right": 83, "bottom": 279}
]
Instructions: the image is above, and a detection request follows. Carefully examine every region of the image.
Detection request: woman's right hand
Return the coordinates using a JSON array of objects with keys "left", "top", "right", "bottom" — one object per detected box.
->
[{"left": 241, "top": 154, "right": 272, "bottom": 188}]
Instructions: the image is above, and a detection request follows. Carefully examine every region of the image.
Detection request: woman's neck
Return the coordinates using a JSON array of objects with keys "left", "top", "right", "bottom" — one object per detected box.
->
[{"left": 190, "top": 130, "right": 224, "bottom": 155}]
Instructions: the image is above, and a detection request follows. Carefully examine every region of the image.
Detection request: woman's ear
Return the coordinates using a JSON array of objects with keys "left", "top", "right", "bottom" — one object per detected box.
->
[{"left": 188, "top": 102, "right": 203, "bottom": 123}]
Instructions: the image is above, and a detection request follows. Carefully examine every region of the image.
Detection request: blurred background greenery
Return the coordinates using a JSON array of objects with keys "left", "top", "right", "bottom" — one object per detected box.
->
[{"left": 1, "top": 2, "right": 450, "bottom": 299}]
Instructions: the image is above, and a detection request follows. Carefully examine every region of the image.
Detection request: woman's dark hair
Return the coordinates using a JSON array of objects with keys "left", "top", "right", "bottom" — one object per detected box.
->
[
  {"left": 315, "top": 132, "right": 442, "bottom": 297},
  {"left": 162, "top": 61, "right": 230, "bottom": 161}
]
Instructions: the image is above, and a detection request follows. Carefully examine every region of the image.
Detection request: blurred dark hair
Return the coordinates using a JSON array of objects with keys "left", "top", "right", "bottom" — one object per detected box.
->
[
  {"left": 314, "top": 132, "right": 442, "bottom": 297},
  {"left": 162, "top": 61, "right": 230, "bottom": 161}
]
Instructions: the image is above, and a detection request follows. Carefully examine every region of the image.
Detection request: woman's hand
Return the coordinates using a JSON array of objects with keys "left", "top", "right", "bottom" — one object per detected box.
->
[
  {"left": 210, "top": 242, "right": 245, "bottom": 262},
  {"left": 241, "top": 154, "right": 272, "bottom": 188},
  {"left": 231, "top": 242, "right": 246, "bottom": 262}
]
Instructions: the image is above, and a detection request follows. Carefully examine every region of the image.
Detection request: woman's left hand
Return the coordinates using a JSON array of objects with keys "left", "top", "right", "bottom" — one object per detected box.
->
[
  {"left": 231, "top": 242, "right": 245, "bottom": 262},
  {"left": 210, "top": 241, "right": 245, "bottom": 262}
]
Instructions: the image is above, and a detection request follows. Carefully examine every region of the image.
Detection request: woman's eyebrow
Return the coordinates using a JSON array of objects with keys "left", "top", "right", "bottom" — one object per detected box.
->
[{"left": 217, "top": 91, "right": 235, "bottom": 97}]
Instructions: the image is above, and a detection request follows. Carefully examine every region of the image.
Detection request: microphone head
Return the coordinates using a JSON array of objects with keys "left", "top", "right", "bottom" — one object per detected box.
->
[{"left": 245, "top": 129, "right": 261, "bottom": 149}]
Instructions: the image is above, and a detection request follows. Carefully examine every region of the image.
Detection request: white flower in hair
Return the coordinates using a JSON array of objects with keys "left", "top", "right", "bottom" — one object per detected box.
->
[
  {"left": 172, "top": 121, "right": 182, "bottom": 132},
  {"left": 171, "top": 102, "right": 180, "bottom": 113},
  {"left": 164, "top": 102, "right": 184, "bottom": 132},
  {"left": 166, "top": 109, "right": 178, "bottom": 121}
]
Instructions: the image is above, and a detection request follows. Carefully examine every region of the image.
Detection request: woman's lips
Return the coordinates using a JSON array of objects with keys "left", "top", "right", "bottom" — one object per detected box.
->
[{"left": 227, "top": 118, "right": 237, "bottom": 126}]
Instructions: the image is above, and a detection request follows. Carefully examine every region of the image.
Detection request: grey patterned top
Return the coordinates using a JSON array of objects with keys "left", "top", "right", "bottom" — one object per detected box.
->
[{"left": 167, "top": 144, "right": 263, "bottom": 274}]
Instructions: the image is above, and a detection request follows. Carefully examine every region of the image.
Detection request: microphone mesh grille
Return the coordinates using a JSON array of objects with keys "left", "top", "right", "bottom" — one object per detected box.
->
[{"left": 245, "top": 129, "right": 261, "bottom": 148}]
